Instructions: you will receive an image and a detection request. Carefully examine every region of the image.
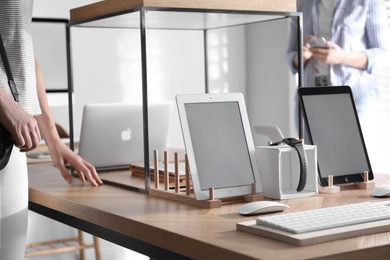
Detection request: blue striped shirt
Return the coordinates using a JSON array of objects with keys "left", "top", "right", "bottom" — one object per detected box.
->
[{"left": 289, "top": 0, "right": 389, "bottom": 101}]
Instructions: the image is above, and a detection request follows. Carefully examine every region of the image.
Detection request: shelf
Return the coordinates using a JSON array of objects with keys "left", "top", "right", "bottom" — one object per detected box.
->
[
  {"left": 71, "top": 9, "right": 288, "bottom": 30},
  {"left": 70, "top": 0, "right": 296, "bottom": 25}
]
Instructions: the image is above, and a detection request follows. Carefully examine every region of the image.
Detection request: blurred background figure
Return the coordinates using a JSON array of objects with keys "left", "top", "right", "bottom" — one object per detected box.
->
[{"left": 288, "top": 0, "right": 390, "bottom": 172}]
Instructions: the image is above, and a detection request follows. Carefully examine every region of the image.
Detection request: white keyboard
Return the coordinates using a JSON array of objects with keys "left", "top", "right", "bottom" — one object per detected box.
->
[{"left": 256, "top": 202, "right": 390, "bottom": 234}]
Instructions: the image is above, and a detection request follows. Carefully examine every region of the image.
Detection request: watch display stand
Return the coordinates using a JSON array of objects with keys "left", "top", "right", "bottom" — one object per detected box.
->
[
  {"left": 255, "top": 145, "right": 318, "bottom": 199},
  {"left": 319, "top": 171, "right": 375, "bottom": 194},
  {"left": 148, "top": 150, "right": 263, "bottom": 209}
]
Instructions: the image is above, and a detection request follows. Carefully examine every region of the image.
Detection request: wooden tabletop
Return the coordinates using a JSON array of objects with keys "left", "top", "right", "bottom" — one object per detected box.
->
[
  {"left": 70, "top": 0, "right": 296, "bottom": 24},
  {"left": 28, "top": 163, "right": 390, "bottom": 260}
]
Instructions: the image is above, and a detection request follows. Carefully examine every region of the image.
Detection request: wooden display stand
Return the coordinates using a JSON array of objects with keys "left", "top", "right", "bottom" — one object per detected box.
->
[
  {"left": 148, "top": 150, "right": 262, "bottom": 208},
  {"left": 356, "top": 171, "right": 376, "bottom": 189},
  {"left": 319, "top": 171, "right": 375, "bottom": 194},
  {"left": 318, "top": 175, "right": 340, "bottom": 194}
]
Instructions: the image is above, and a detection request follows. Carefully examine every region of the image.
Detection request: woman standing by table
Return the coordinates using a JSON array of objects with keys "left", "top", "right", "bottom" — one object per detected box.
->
[{"left": 0, "top": 1, "right": 102, "bottom": 259}]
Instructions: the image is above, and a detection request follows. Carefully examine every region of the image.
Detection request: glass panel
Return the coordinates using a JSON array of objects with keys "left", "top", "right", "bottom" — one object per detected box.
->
[
  {"left": 31, "top": 19, "right": 69, "bottom": 92},
  {"left": 144, "top": 10, "right": 284, "bottom": 30},
  {"left": 70, "top": 8, "right": 302, "bottom": 190},
  {"left": 207, "top": 16, "right": 300, "bottom": 146},
  {"left": 75, "top": 11, "right": 141, "bottom": 29},
  {"left": 74, "top": 8, "right": 286, "bottom": 30}
]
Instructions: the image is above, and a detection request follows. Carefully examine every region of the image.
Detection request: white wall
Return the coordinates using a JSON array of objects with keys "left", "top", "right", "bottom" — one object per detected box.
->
[
  {"left": 246, "top": 18, "right": 299, "bottom": 144},
  {"left": 207, "top": 26, "right": 247, "bottom": 95},
  {"left": 207, "top": 19, "right": 299, "bottom": 146},
  {"left": 70, "top": 27, "right": 205, "bottom": 148}
]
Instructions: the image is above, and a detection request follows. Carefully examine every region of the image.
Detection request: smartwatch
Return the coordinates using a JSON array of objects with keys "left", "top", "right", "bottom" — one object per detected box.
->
[{"left": 269, "top": 138, "right": 307, "bottom": 192}]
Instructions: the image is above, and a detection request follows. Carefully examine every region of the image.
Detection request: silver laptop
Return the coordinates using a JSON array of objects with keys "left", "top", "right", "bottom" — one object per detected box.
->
[{"left": 78, "top": 102, "right": 172, "bottom": 171}]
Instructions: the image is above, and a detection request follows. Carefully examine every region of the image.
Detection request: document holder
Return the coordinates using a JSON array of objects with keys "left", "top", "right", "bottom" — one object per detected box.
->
[{"left": 256, "top": 145, "right": 318, "bottom": 199}]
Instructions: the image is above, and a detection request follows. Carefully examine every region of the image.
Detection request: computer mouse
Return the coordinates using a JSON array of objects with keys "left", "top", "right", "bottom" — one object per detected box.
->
[
  {"left": 237, "top": 201, "right": 289, "bottom": 216},
  {"left": 370, "top": 186, "right": 390, "bottom": 197}
]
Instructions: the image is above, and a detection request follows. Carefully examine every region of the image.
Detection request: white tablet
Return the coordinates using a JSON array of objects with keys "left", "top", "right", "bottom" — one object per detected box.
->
[{"left": 176, "top": 93, "right": 263, "bottom": 200}]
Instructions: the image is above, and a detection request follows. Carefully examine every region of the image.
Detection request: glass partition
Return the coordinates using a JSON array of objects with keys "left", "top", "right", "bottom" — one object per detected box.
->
[{"left": 70, "top": 8, "right": 302, "bottom": 192}]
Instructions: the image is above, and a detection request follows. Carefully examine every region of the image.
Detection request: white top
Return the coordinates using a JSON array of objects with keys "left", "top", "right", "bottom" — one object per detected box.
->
[
  {"left": 0, "top": 0, "right": 41, "bottom": 115},
  {"left": 315, "top": 0, "right": 334, "bottom": 77}
]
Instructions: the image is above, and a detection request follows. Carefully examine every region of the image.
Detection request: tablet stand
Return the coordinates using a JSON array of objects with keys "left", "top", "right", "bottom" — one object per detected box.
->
[
  {"left": 148, "top": 150, "right": 263, "bottom": 209},
  {"left": 318, "top": 175, "right": 340, "bottom": 194},
  {"left": 318, "top": 171, "right": 375, "bottom": 194},
  {"left": 356, "top": 171, "right": 375, "bottom": 190}
]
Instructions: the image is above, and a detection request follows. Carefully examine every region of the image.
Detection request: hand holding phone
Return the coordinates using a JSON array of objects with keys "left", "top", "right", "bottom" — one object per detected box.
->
[{"left": 308, "top": 37, "right": 329, "bottom": 49}]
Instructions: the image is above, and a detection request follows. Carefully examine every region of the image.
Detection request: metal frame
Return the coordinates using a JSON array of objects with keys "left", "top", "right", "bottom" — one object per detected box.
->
[
  {"left": 66, "top": 23, "right": 75, "bottom": 152},
  {"left": 68, "top": 7, "right": 303, "bottom": 193}
]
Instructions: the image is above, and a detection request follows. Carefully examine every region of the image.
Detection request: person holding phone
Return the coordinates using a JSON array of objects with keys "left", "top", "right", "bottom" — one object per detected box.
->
[
  {"left": 290, "top": 0, "right": 388, "bottom": 93},
  {"left": 0, "top": 1, "right": 103, "bottom": 259},
  {"left": 288, "top": 0, "right": 389, "bottom": 165}
]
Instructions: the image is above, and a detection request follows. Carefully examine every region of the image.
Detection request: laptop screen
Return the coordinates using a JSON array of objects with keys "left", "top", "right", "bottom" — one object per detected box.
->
[{"left": 78, "top": 102, "right": 172, "bottom": 171}]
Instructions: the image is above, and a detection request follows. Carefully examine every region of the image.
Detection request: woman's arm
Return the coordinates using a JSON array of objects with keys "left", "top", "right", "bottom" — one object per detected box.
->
[{"left": 33, "top": 60, "right": 102, "bottom": 186}]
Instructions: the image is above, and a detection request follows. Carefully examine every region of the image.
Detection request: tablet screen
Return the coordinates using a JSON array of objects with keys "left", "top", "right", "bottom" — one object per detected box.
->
[
  {"left": 299, "top": 86, "right": 372, "bottom": 186},
  {"left": 185, "top": 101, "right": 255, "bottom": 190},
  {"left": 176, "top": 93, "right": 262, "bottom": 200}
]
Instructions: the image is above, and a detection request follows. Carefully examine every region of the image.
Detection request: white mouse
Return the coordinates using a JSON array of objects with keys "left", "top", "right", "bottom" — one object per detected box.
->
[
  {"left": 370, "top": 186, "right": 390, "bottom": 197},
  {"left": 237, "top": 201, "right": 289, "bottom": 216}
]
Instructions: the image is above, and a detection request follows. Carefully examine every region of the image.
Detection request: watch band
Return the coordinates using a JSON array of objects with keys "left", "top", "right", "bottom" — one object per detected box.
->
[
  {"left": 290, "top": 142, "right": 307, "bottom": 192},
  {"left": 270, "top": 138, "right": 307, "bottom": 192}
]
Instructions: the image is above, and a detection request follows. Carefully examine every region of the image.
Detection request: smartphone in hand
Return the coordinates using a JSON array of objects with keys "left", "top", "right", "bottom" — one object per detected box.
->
[{"left": 308, "top": 37, "right": 329, "bottom": 49}]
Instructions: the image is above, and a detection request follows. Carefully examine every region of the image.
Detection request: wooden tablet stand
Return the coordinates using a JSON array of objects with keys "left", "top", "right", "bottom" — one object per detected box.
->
[
  {"left": 356, "top": 171, "right": 375, "bottom": 190},
  {"left": 318, "top": 171, "right": 375, "bottom": 194},
  {"left": 148, "top": 150, "right": 262, "bottom": 209},
  {"left": 318, "top": 175, "right": 340, "bottom": 194}
]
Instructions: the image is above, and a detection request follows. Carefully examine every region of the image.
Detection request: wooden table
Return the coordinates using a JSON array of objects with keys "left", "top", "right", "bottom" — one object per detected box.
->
[{"left": 28, "top": 163, "right": 390, "bottom": 260}]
